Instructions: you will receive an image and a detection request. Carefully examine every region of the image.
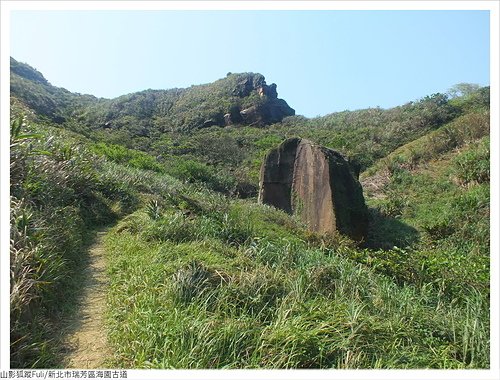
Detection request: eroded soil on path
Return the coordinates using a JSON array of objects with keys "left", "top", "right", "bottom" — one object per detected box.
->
[{"left": 63, "top": 229, "right": 111, "bottom": 368}]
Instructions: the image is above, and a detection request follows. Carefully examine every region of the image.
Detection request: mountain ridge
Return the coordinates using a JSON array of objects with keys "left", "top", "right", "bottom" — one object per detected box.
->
[{"left": 10, "top": 57, "right": 295, "bottom": 132}]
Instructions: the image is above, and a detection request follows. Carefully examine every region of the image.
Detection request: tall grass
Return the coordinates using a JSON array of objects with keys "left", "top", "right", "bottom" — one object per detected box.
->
[
  {"left": 100, "top": 118, "right": 490, "bottom": 368},
  {"left": 104, "top": 190, "right": 489, "bottom": 368},
  {"left": 10, "top": 86, "right": 490, "bottom": 369},
  {"left": 9, "top": 117, "right": 144, "bottom": 367}
]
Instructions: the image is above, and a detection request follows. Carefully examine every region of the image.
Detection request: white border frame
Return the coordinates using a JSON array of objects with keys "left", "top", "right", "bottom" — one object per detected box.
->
[{"left": 1, "top": 2, "right": 498, "bottom": 380}]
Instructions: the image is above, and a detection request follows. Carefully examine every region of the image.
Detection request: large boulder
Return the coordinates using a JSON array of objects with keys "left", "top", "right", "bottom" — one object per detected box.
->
[{"left": 258, "top": 138, "right": 369, "bottom": 241}]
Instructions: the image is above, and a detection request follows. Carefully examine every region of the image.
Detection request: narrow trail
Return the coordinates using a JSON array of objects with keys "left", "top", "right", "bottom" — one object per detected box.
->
[{"left": 63, "top": 228, "right": 112, "bottom": 368}]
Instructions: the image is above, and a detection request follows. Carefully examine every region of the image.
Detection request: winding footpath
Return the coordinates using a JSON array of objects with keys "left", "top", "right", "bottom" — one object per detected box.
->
[{"left": 64, "top": 229, "right": 111, "bottom": 368}]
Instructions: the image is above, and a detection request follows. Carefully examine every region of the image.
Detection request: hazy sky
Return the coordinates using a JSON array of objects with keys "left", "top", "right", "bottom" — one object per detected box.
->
[{"left": 10, "top": 10, "right": 490, "bottom": 117}]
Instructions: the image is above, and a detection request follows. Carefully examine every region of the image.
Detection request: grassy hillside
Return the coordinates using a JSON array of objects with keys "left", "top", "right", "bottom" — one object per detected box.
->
[
  {"left": 9, "top": 59, "right": 490, "bottom": 369},
  {"left": 102, "top": 161, "right": 489, "bottom": 368},
  {"left": 100, "top": 105, "right": 489, "bottom": 369},
  {"left": 10, "top": 58, "right": 294, "bottom": 142}
]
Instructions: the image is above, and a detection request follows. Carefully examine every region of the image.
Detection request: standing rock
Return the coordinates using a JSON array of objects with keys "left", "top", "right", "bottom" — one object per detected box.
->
[{"left": 258, "top": 138, "right": 368, "bottom": 241}]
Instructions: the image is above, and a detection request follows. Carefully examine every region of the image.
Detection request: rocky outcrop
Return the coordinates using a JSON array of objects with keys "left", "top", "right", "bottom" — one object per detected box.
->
[
  {"left": 225, "top": 74, "right": 295, "bottom": 126},
  {"left": 238, "top": 98, "right": 295, "bottom": 126},
  {"left": 258, "top": 138, "right": 368, "bottom": 241}
]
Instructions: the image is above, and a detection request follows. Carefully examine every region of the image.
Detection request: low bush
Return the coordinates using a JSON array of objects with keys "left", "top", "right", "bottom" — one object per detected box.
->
[
  {"left": 91, "top": 142, "right": 164, "bottom": 172},
  {"left": 377, "top": 191, "right": 409, "bottom": 218},
  {"left": 166, "top": 158, "right": 236, "bottom": 194},
  {"left": 453, "top": 137, "right": 489, "bottom": 186}
]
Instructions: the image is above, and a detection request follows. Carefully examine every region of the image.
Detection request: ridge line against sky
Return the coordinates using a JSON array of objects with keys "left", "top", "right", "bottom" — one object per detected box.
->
[{"left": 10, "top": 9, "right": 489, "bottom": 117}]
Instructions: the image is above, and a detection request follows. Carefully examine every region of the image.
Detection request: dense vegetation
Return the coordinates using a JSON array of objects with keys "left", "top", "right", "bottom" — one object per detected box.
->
[
  {"left": 10, "top": 58, "right": 294, "bottom": 142},
  {"left": 10, "top": 118, "right": 139, "bottom": 367},
  {"left": 10, "top": 58, "right": 490, "bottom": 369}
]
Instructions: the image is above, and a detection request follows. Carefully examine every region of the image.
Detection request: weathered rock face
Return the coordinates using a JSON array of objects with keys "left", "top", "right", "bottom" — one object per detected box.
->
[
  {"left": 226, "top": 74, "right": 295, "bottom": 127},
  {"left": 258, "top": 138, "right": 369, "bottom": 241}
]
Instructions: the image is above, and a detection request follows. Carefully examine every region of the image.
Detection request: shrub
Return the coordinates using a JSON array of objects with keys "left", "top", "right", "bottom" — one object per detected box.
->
[
  {"left": 453, "top": 138, "right": 490, "bottom": 186},
  {"left": 167, "top": 159, "right": 236, "bottom": 194},
  {"left": 192, "top": 135, "right": 246, "bottom": 166},
  {"left": 378, "top": 191, "right": 409, "bottom": 218},
  {"left": 91, "top": 142, "right": 163, "bottom": 172}
]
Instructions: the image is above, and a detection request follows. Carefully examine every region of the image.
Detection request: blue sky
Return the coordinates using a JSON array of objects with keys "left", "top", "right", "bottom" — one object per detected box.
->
[{"left": 10, "top": 10, "right": 489, "bottom": 117}]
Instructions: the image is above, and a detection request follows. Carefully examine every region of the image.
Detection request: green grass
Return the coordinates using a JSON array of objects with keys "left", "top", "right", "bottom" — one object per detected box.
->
[
  {"left": 105, "top": 233, "right": 489, "bottom": 368},
  {"left": 104, "top": 178, "right": 489, "bottom": 368},
  {"left": 9, "top": 118, "right": 160, "bottom": 368},
  {"left": 10, "top": 78, "right": 490, "bottom": 369},
  {"left": 101, "top": 101, "right": 489, "bottom": 368},
  {"left": 11, "top": 109, "right": 490, "bottom": 369},
  {"left": 355, "top": 108, "right": 490, "bottom": 298}
]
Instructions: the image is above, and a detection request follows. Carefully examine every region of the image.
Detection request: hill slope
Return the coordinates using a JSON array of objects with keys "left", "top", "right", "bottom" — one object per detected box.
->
[
  {"left": 10, "top": 58, "right": 295, "bottom": 136},
  {"left": 9, "top": 58, "right": 490, "bottom": 369}
]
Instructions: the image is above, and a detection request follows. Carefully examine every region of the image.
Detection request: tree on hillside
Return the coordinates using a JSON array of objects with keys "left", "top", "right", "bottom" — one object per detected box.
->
[{"left": 448, "top": 83, "right": 481, "bottom": 98}]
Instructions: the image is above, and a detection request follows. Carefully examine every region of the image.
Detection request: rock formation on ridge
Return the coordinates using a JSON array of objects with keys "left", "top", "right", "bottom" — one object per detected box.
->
[{"left": 223, "top": 74, "right": 295, "bottom": 127}]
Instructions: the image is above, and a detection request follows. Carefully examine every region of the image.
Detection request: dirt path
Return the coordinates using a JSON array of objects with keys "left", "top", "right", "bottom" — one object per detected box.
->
[{"left": 64, "top": 229, "right": 111, "bottom": 368}]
